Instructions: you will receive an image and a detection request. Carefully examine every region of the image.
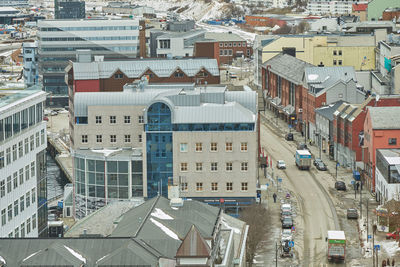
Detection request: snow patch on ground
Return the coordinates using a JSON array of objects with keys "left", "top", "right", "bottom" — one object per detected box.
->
[
  {"left": 151, "top": 208, "right": 173, "bottom": 220},
  {"left": 381, "top": 240, "right": 400, "bottom": 257},
  {"left": 64, "top": 245, "right": 87, "bottom": 263},
  {"left": 150, "top": 217, "right": 179, "bottom": 240}
]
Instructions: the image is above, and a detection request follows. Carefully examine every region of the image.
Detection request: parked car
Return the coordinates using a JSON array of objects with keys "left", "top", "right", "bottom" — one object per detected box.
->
[
  {"left": 297, "top": 143, "right": 308, "bottom": 150},
  {"left": 313, "top": 158, "right": 323, "bottom": 166},
  {"left": 316, "top": 162, "right": 327, "bottom": 171},
  {"left": 277, "top": 160, "right": 286, "bottom": 169},
  {"left": 346, "top": 208, "right": 358, "bottom": 219},
  {"left": 386, "top": 230, "right": 400, "bottom": 240},
  {"left": 281, "top": 210, "right": 292, "bottom": 221},
  {"left": 43, "top": 116, "right": 49, "bottom": 121},
  {"left": 285, "top": 133, "right": 294, "bottom": 141},
  {"left": 281, "top": 203, "right": 291, "bottom": 213},
  {"left": 282, "top": 217, "right": 293, "bottom": 229},
  {"left": 229, "top": 73, "right": 237, "bottom": 79},
  {"left": 335, "top": 181, "right": 347, "bottom": 191},
  {"left": 281, "top": 229, "right": 293, "bottom": 241}
]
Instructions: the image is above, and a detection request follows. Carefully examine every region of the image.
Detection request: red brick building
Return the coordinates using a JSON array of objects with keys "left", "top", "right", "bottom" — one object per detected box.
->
[
  {"left": 244, "top": 15, "right": 287, "bottom": 28},
  {"left": 194, "top": 32, "right": 252, "bottom": 65},
  {"left": 382, "top": 8, "right": 400, "bottom": 21},
  {"left": 261, "top": 54, "right": 314, "bottom": 131}
]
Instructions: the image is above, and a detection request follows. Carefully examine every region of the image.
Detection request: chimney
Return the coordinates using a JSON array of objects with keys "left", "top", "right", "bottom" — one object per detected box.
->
[
  {"left": 76, "top": 49, "right": 91, "bottom": 63},
  {"left": 139, "top": 19, "right": 146, "bottom": 58}
]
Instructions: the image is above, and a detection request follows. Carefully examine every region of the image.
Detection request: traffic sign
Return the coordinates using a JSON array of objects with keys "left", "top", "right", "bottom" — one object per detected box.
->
[
  {"left": 368, "top": 235, "right": 372, "bottom": 239},
  {"left": 336, "top": 163, "right": 340, "bottom": 167},
  {"left": 266, "top": 183, "right": 269, "bottom": 187},
  {"left": 288, "top": 241, "right": 294, "bottom": 248},
  {"left": 278, "top": 178, "right": 282, "bottom": 183},
  {"left": 288, "top": 124, "right": 293, "bottom": 128},
  {"left": 374, "top": 245, "right": 380, "bottom": 251},
  {"left": 291, "top": 226, "right": 295, "bottom": 231}
]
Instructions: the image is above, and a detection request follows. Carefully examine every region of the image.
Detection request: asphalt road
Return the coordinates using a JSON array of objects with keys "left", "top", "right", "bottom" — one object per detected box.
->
[{"left": 260, "top": 121, "right": 340, "bottom": 266}]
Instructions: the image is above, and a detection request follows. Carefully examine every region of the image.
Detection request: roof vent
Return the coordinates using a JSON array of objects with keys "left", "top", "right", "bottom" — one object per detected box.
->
[{"left": 170, "top": 198, "right": 184, "bottom": 207}]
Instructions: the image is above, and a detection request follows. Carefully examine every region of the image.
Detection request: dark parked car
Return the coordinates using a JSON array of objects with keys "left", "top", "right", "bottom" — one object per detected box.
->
[
  {"left": 281, "top": 211, "right": 292, "bottom": 221},
  {"left": 313, "top": 158, "right": 323, "bottom": 166},
  {"left": 335, "top": 181, "right": 347, "bottom": 191},
  {"left": 285, "top": 133, "right": 294, "bottom": 141},
  {"left": 347, "top": 208, "right": 358, "bottom": 219},
  {"left": 282, "top": 217, "right": 293, "bottom": 229},
  {"left": 316, "top": 162, "right": 327, "bottom": 171}
]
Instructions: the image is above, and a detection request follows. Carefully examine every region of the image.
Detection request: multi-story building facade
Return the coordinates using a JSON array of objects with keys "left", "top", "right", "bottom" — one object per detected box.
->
[
  {"left": 351, "top": 3, "right": 367, "bottom": 21},
  {"left": 70, "top": 82, "right": 258, "bottom": 218},
  {"left": 22, "top": 41, "right": 39, "bottom": 88},
  {"left": 375, "top": 149, "right": 400, "bottom": 204},
  {"left": 54, "top": 0, "right": 85, "bottom": 19},
  {"left": 0, "top": 88, "right": 47, "bottom": 237},
  {"left": 307, "top": 0, "right": 367, "bottom": 15},
  {"left": 37, "top": 19, "right": 145, "bottom": 106},
  {"left": 194, "top": 32, "right": 253, "bottom": 65},
  {"left": 0, "top": 0, "right": 27, "bottom": 7},
  {"left": 156, "top": 30, "right": 205, "bottom": 58}
]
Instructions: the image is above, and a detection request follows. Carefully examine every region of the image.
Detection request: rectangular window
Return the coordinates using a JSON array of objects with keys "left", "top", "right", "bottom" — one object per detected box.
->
[
  {"left": 124, "top": 116, "right": 131, "bottom": 124},
  {"left": 196, "top": 182, "right": 203, "bottom": 192},
  {"left": 211, "top": 162, "right": 218, "bottom": 171},
  {"left": 226, "top": 142, "right": 233, "bottom": 152},
  {"left": 138, "top": 134, "right": 142, "bottom": 143},
  {"left": 114, "top": 73, "right": 123, "bottom": 79},
  {"left": 226, "top": 162, "right": 233, "bottom": 171},
  {"left": 226, "top": 182, "right": 233, "bottom": 191},
  {"left": 41, "top": 129, "right": 45, "bottom": 145},
  {"left": 96, "top": 135, "right": 102, "bottom": 143},
  {"left": 8, "top": 204, "right": 12, "bottom": 221},
  {"left": 32, "top": 214, "right": 36, "bottom": 229},
  {"left": 219, "top": 49, "right": 223, "bottom": 56},
  {"left": 0, "top": 180, "right": 4, "bottom": 198},
  {"left": 211, "top": 142, "right": 217, "bottom": 152},
  {"left": 110, "top": 135, "right": 116, "bottom": 143},
  {"left": 20, "top": 195, "right": 24, "bottom": 212},
  {"left": 333, "top": 60, "right": 337, "bottom": 65},
  {"left": 110, "top": 116, "right": 116, "bottom": 124},
  {"left": 241, "top": 162, "right": 248, "bottom": 171},
  {"left": 389, "top": 138, "right": 397, "bottom": 145},
  {"left": 333, "top": 50, "right": 337, "bottom": 56},
  {"left": 0, "top": 151, "right": 3, "bottom": 169},
  {"left": 26, "top": 218, "right": 31, "bottom": 234},
  {"left": 31, "top": 188, "right": 36, "bottom": 203},
  {"left": 35, "top": 132, "right": 39, "bottom": 148},
  {"left": 95, "top": 116, "right": 102, "bottom": 124},
  {"left": 7, "top": 176, "right": 11, "bottom": 193},
  {"left": 180, "top": 162, "right": 188, "bottom": 172},
  {"left": 338, "top": 60, "right": 342, "bottom": 65},
  {"left": 1, "top": 209, "right": 5, "bottom": 226},
  {"left": 338, "top": 50, "right": 342, "bottom": 56},
  {"left": 30, "top": 135, "right": 34, "bottom": 151},
  {"left": 124, "top": 135, "right": 131, "bottom": 143},
  {"left": 19, "top": 168, "right": 24, "bottom": 185},
  {"left": 24, "top": 138, "right": 29, "bottom": 155},
  {"left": 196, "top": 162, "right": 202, "bottom": 171},
  {"left": 18, "top": 141, "right": 23, "bottom": 158},
  {"left": 180, "top": 143, "right": 188, "bottom": 152},
  {"left": 12, "top": 144, "right": 17, "bottom": 161},
  {"left": 14, "top": 200, "right": 18, "bottom": 217},
  {"left": 211, "top": 182, "right": 218, "bottom": 191},
  {"left": 195, "top": 142, "right": 202, "bottom": 152},
  {"left": 181, "top": 182, "right": 188, "bottom": 192},
  {"left": 138, "top": 115, "right": 144, "bottom": 123},
  {"left": 81, "top": 135, "right": 88, "bottom": 143},
  {"left": 6, "top": 147, "right": 10, "bottom": 165},
  {"left": 25, "top": 165, "right": 30, "bottom": 181},
  {"left": 241, "top": 142, "right": 248, "bottom": 152},
  {"left": 31, "top": 161, "right": 35, "bottom": 177},
  {"left": 241, "top": 182, "right": 248, "bottom": 191},
  {"left": 13, "top": 172, "right": 18, "bottom": 189},
  {"left": 21, "top": 222, "right": 25, "bottom": 237},
  {"left": 26, "top": 191, "right": 30, "bottom": 208}
]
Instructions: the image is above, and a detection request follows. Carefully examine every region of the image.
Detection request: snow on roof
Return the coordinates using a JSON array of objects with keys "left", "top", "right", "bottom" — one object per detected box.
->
[
  {"left": 150, "top": 218, "right": 179, "bottom": 240},
  {"left": 297, "top": 150, "right": 311, "bottom": 155},
  {"left": 91, "top": 149, "right": 122, "bottom": 157},
  {"left": 0, "top": 255, "right": 5, "bottom": 264},
  {"left": 22, "top": 250, "right": 41, "bottom": 262},
  {"left": 64, "top": 245, "right": 87, "bottom": 264},
  {"left": 220, "top": 217, "right": 240, "bottom": 234},
  {"left": 327, "top": 230, "right": 345, "bottom": 240},
  {"left": 151, "top": 208, "right": 173, "bottom": 220}
]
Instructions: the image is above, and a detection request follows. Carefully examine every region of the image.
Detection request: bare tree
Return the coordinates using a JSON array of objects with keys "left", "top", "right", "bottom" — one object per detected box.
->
[
  {"left": 274, "top": 24, "right": 293, "bottom": 34},
  {"left": 241, "top": 204, "right": 269, "bottom": 266},
  {"left": 296, "top": 21, "right": 310, "bottom": 33}
]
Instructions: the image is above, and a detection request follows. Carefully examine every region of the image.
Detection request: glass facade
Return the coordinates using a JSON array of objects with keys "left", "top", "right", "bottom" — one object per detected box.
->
[
  {"left": 146, "top": 102, "right": 173, "bottom": 198},
  {"left": 36, "top": 150, "right": 47, "bottom": 237},
  {"left": 74, "top": 155, "right": 143, "bottom": 219}
]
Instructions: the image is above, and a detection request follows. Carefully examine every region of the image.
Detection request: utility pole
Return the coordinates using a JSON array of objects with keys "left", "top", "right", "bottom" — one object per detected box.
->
[
  {"left": 275, "top": 242, "right": 278, "bottom": 267},
  {"left": 360, "top": 181, "right": 363, "bottom": 218},
  {"left": 367, "top": 198, "right": 369, "bottom": 239}
]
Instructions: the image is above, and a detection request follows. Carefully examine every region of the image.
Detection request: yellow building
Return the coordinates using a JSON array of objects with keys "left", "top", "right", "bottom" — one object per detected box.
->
[{"left": 259, "top": 35, "right": 376, "bottom": 71}]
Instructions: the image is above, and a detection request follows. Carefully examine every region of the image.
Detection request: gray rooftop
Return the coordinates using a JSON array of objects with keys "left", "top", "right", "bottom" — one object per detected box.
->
[
  {"left": 0, "top": 88, "right": 46, "bottom": 112},
  {"left": 369, "top": 106, "right": 400, "bottom": 130},
  {"left": 203, "top": 32, "right": 246, "bottom": 42},
  {"left": 157, "top": 29, "right": 205, "bottom": 39},
  {"left": 305, "top": 66, "right": 356, "bottom": 94},
  {"left": 315, "top": 101, "right": 345, "bottom": 121},
  {"left": 264, "top": 53, "right": 314, "bottom": 84},
  {"left": 72, "top": 58, "right": 219, "bottom": 80}
]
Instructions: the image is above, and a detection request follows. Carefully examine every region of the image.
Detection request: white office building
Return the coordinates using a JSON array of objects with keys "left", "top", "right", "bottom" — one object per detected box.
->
[
  {"left": 0, "top": 88, "right": 47, "bottom": 237},
  {"left": 376, "top": 149, "right": 400, "bottom": 204},
  {"left": 307, "top": 0, "right": 367, "bottom": 15},
  {"left": 22, "top": 41, "right": 39, "bottom": 88}
]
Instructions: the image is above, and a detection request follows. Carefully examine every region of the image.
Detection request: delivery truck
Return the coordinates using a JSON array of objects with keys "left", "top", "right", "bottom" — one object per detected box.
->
[
  {"left": 295, "top": 150, "right": 311, "bottom": 170},
  {"left": 327, "top": 230, "right": 346, "bottom": 262}
]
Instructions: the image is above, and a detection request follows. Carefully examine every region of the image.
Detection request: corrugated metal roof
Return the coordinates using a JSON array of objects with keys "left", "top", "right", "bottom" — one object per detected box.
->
[
  {"left": 305, "top": 66, "right": 356, "bottom": 90},
  {"left": 204, "top": 32, "right": 245, "bottom": 42},
  {"left": 225, "top": 91, "right": 258, "bottom": 114},
  {"left": 315, "top": 101, "right": 345, "bottom": 121},
  {"left": 176, "top": 225, "right": 211, "bottom": 257},
  {"left": 73, "top": 58, "right": 219, "bottom": 80},
  {"left": 173, "top": 102, "right": 255, "bottom": 124},
  {"left": 369, "top": 106, "right": 400, "bottom": 130}
]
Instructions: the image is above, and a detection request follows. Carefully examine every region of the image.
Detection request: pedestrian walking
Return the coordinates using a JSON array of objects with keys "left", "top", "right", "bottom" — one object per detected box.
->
[
  {"left": 301, "top": 131, "right": 304, "bottom": 137},
  {"left": 356, "top": 182, "right": 360, "bottom": 191},
  {"left": 392, "top": 259, "right": 395, "bottom": 266},
  {"left": 273, "top": 193, "right": 277, "bottom": 203}
]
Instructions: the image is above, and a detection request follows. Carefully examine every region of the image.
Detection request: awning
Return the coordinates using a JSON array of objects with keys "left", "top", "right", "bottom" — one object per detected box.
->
[
  {"left": 283, "top": 105, "right": 295, "bottom": 115},
  {"left": 271, "top": 97, "right": 281, "bottom": 107}
]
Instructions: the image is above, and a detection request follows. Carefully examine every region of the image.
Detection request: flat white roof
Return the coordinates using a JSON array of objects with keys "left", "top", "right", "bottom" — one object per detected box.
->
[
  {"left": 297, "top": 150, "right": 311, "bottom": 155},
  {"left": 327, "top": 230, "right": 345, "bottom": 240}
]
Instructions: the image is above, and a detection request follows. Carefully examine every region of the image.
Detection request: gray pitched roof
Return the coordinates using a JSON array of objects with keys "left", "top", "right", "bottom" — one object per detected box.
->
[
  {"left": 72, "top": 58, "right": 219, "bottom": 80},
  {"left": 305, "top": 66, "right": 356, "bottom": 94},
  {"left": 315, "top": 101, "right": 345, "bottom": 121},
  {"left": 204, "top": 32, "right": 245, "bottom": 42},
  {"left": 264, "top": 53, "right": 314, "bottom": 84},
  {"left": 369, "top": 106, "right": 400, "bottom": 130}
]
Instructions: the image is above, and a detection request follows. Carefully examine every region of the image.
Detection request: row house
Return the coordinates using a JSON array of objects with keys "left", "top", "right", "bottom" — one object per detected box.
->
[
  {"left": 303, "top": 66, "right": 366, "bottom": 142},
  {"left": 261, "top": 53, "right": 314, "bottom": 131}
]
